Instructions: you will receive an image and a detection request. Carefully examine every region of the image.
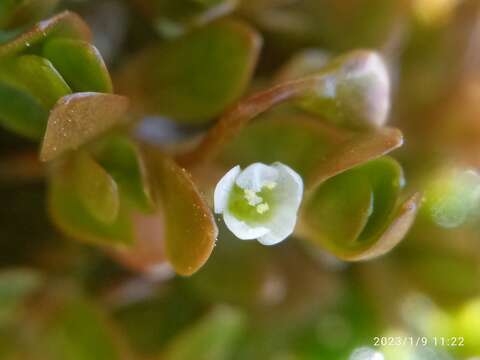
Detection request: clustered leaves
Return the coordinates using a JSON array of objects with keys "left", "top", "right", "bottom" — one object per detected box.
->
[
  {"left": 1, "top": 0, "right": 478, "bottom": 282},
  {"left": 2, "top": 0, "right": 480, "bottom": 359},
  {"left": 0, "top": 2, "right": 444, "bottom": 275}
]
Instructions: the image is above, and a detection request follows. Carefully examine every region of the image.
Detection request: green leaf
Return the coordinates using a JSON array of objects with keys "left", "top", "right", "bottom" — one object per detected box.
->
[
  {"left": 356, "top": 157, "right": 404, "bottom": 241},
  {"left": 0, "top": 81, "right": 47, "bottom": 138},
  {"left": 178, "top": 52, "right": 395, "bottom": 167},
  {"left": 220, "top": 112, "right": 341, "bottom": 179},
  {"left": 306, "top": 127, "right": 403, "bottom": 189},
  {"left": 48, "top": 158, "right": 133, "bottom": 246},
  {"left": 40, "top": 92, "right": 129, "bottom": 162},
  {"left": 302, "top": 157, "right": 420, "bottom": 261},
  {"left": 43, "top": 38, "right": 113, "bottom": 93},
  {"left": 305, "top": 169, "right": 374, "bottom": 250},
  {"left": 0, "top": 11, "right": 91, "bottom": 58},
  {"left": 146, "top": 150, "right": 218, "bottom": 275},
  {"left": 94, "top": 135, "right": 153, "bottom": 213},
  {"left": 72, "top": 151, "right": 120, "bottom": 224},
  {"left": 0, "top": 269, "right": 43, "bottom": 326},
  {"left": 117, "top": 19, "right": 261, "bottom": 124},
  {"left": 0, "top": 55, "right": 71, "bottom": 109},
  {"left": 163, "top": 307, "right": 245, "bottom": 360}
]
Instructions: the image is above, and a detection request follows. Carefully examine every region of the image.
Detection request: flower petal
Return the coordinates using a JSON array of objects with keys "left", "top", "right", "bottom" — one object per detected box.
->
[
  {"left": 223, "top": 209, "right": 270, "bottom": 240},
  {"left": 272, "top": 162, "right": 304, "bottom": 209},
  {"left": 214, "top": 165, "right": 241, "bottom": 214},
  {"left": 257, "top": 224, "right": 292, "bottom": 245},
  {"left": 258, "top": 208, "right": 298, "bottom": 245},
  {"left": 235, "top": 162, "right": 278, "bottom": 192},
  {"left": 256, "top": 163, "right": 304, "bottom": 245}
]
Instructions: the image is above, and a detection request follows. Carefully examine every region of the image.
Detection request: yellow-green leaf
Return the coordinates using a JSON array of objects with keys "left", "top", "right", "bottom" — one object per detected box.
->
[
  {"left": 94, "top": 135, "right": 153, "bottom": 213},
  {"left": 0, "top": 55, "right": 71, "bottom": 109},
  {"left": 48, "top": 158, "right": 133, "bottom": 246},
  {"left": 43, "top": 38, "right": 113, "bottom": 93},
  {"left": 0, "top": 11, "right": 91, "bottom": 58},
  {"left": 302, "top": 157, "right": 419, "bottom": 261},
  {"left": 72, "top": 151, "right": 120, "bottom": 224},
  {"left": 0, "top": 81, "right": 47, "bottom": 138}
]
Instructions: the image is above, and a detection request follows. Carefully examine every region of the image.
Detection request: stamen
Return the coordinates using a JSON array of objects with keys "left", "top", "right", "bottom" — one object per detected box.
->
[
  {"left": 244, "top": 189, "right": 263, "bottom": 206},
  {"left": 264, "top": 181, "right": 277, "bottom": 190},
  {"left": 256, "top": 203, "right": 270, "bottom": 214}
]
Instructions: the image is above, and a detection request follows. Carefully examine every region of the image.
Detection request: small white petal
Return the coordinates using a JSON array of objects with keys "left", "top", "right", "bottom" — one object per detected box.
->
[
  {"left": 214, "top": 162, "right": 304, "bottom": 245},
  {"left": 223, "top": 210, "right": 270, "bottom": 240},
  {"left": 214, "top": 165, "right": 241, "bottom": 214},
  {"left": 258, "top": 230, "right": 287, "bottom": 246},
  {"left": 272, "top": 162, "right": 304, "bottom": 209},
  {"left": 256, "top": 163, "right": 304, "bottom": 245},
  {"left": 258, "top": 209, "right": 298, "bottom": 245},
  {"left": 236, "top": 163, "right": 278, "bottom": 192}
]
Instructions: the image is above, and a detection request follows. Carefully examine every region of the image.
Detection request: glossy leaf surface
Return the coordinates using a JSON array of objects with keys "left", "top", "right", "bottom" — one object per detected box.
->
[
  {"left": 94, "top": 135, "right": 153, "bottom": 213},
  {"left": 0, "top": 11, "right": 91, "bottom": 58},
  {"left": 0, "top": 81, "right": 48, "bottom": 138},
  {"left": 40, "top": 92, "right": 129, "bottom": 161},
  {"left": 72, "top": 151, "right": 120, "bottom": 224},
  {"left": 49, "top": 158, "right": 133, "bottom": 246},
  {"left": 0, "top": 55, "right": 71, "bottom": 109},
  {"left": 302, "top": 157, "right": 420, "bottom": 261},
  {"left": 43, "top": 38, "right": 113, "bottom": 93},
  {"left": 147, "top": 150, "right": 218, "bottom": 275}
]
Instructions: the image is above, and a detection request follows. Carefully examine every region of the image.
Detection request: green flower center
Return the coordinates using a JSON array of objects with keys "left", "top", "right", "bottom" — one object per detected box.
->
[{"left": 227, "top": 182, "right": 277, "bottom": 223}]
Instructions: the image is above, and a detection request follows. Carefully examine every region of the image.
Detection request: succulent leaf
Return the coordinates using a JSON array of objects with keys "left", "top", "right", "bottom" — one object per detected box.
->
[
  {"left": 48, "top": 157, "right": 134, "bottom": 246},
  {"left": 0, "top": 81, "right": 48, "bottom": 138},
  {"left": 94, "top": 135, "right": 154, "bottom": 213},
  {"left": 0, "top": 54, "right": 71, "bottom": 109},
  {"left": 72, "top": 151, "right": 120, "bottom": 225},
  {"left": 302, "top": 157, "right": 420, "bottom": 261},
  {"left": 40, "top": 92, "right": 129, "bottom": 162},
  {"left": 146, "top": 150, "right": 218, "bottom": 276},
  {"left": 43, "top": 38, "right": 113, "bottom": 93},
  {"left": 0, "top": 11, "right": 91, "bottom": 58},
  {"left": 116, "top": 19, "right": 261, "bottom": 124}
]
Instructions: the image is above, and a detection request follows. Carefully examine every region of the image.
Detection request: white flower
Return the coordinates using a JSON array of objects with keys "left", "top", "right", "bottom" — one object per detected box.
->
[{"left": 214, "top": 162, "right": 303, "bottom": 245}]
